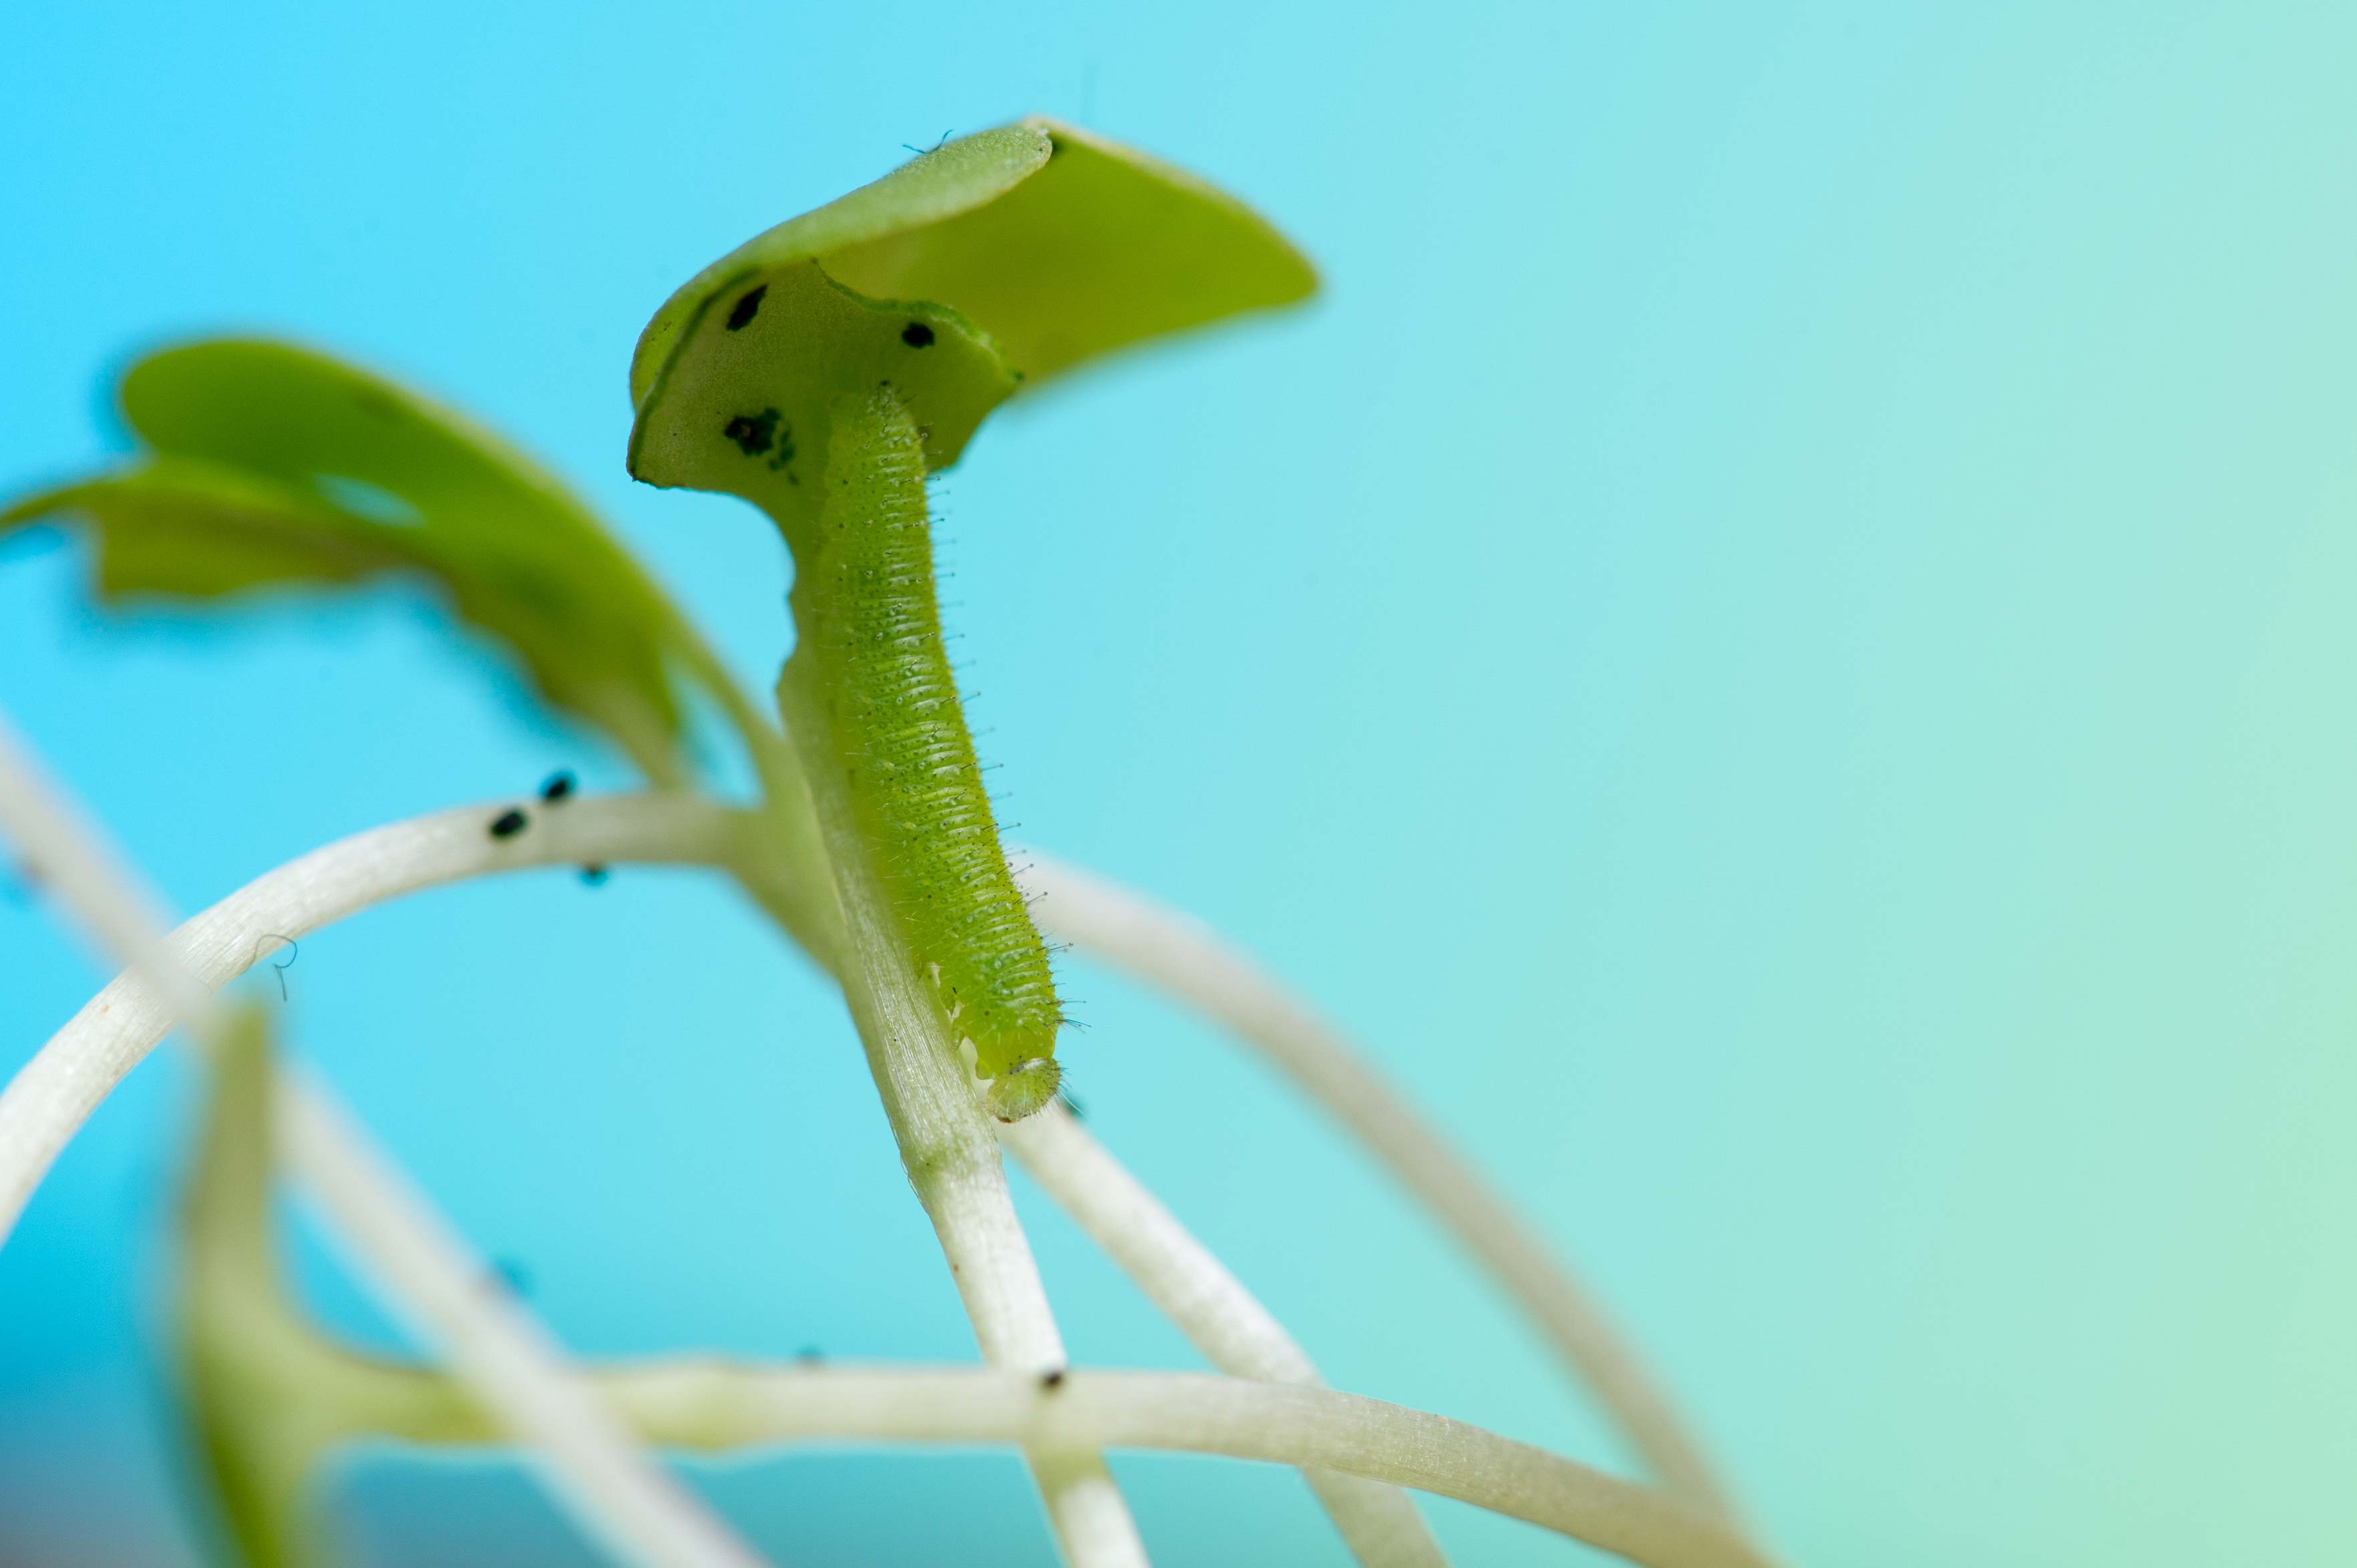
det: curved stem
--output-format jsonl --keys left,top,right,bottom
{"left": 0, "top": 792, "right": 745, "bottom": 1245}
{"left": 393, "top": 1360, "right": 1773, "bottom": 1568}
{"left": 3, "top": 789, "right": 1738, "bottom": 1553}
{"left": 1012, "top": 851, "right": 1739, "bottom": 1523}
{"left": 624, "top": 1367, "right": 1767, "bottom": 1568}
{"left": 1001, "top": 1106, "right": 1449, "bottom": 1568}
{"left": 0, "top": 715, "right": 772, "bottom": 1568}
{"left": 274, "top": 1072, "right": 773, "bottom": 1568}
{"left": 3, "top": 790, "right": 1434, "bottom": 1567}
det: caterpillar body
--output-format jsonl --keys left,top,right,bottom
{"left": 801, "top": 389, "right": 1063, "bottom": 1121}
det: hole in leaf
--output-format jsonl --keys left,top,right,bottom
{"left": 313, "top": 473, "right": 424, "bottom": 526}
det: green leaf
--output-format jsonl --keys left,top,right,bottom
{"left": 820, "top": 118, "right": 1321, "bottom": 384}
{"left": 29, "top": 454, "right": 431, "bottom": 596}
{"left": 180, "top": 1012, "right": 484, "bottom": 1568}
{"left": 4, "top": 341, "right": 708, "bottom": 782}
{"left": 625, "top": 260, "right": 1021, "bottom": 532}
{"left": 178, "top": 1009, "right": 351, "bottom": 1568}
{"left": 628, "top": 124, "right": 1052, "bottom": 412}
{"left": 627, "top": 115, "right": 1316, "bottom": 528}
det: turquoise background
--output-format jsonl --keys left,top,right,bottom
{"left": 5, "top": 1, "right": 2354, "bottom": 1563}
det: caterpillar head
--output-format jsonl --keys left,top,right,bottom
{"left": 985, "top": 1056, "right": 1063, "bottom": 1123}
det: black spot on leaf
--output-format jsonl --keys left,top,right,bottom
{"left": 723, "top": 409, "right": 781, "bottom": 456}
{"left": 901, "top": 322, "right": 935, "bottom": 348}
{"left": 726, "top": 285, "right": 767, "bottom": 331}
{"left": 488, "top": 808, "right": 529, "bottom": 839}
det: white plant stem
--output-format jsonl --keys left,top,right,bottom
{"left": 0, "top": 791, "right": 745, "bottom": 1245}
{"left": 774, "top": 653, "right": 1146, "bottom": 1568}
{"left": 590, "top": 1364, "right": 1774, "bottom": 1568}
{"left": 273, "top": 1072, "right": 771, "bottom": 1568}
{"left": 1, "top": 789, "right": 1741, "bottom": 1560}
{"left": 0, "top": 716, "right": 771, "bottom": 1568}
{"left": 1013, "top": 850, "right": 1739, "bottom": 1523}
{"left": 242, "top": 1340, "right": 1767, "bottom": 1567}
{"left": 3, "top": 792, "right": 1429, "bottom": 1565}
{"left": 1000, "top": 1105, "right": 1449, "bottom": 1568}
{"left": 0, "top": 715, "right": 224, "bottom": 1030}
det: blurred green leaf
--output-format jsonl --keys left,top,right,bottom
{"left": 4, "top": 341, "right": 709, "bottom": 782}
{"left": 627, "top": 115, "right": 1316, "bottom": 528}
{"left": 180, "top": 1006, "right": 318, "bottom": 1568}
{"left": 180, "top": 1013, "right": 480, "bottom": 1568}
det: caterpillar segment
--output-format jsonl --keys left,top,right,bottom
{"left": 806, "top": 389, "right": 1064, "bottom": 1121}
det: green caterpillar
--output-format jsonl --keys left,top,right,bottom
{"left": 801, "top": 388, "right": 1063, "bottom": 1121}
